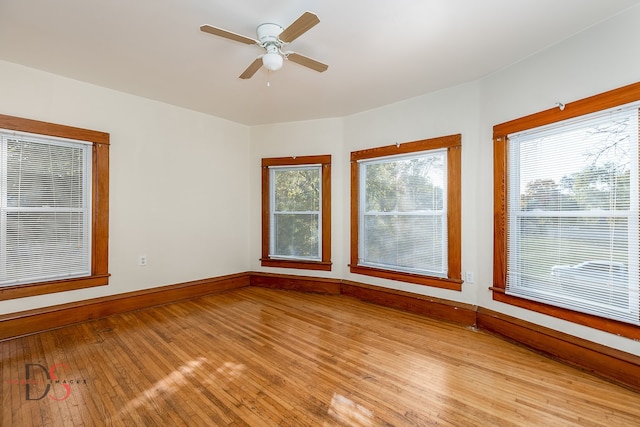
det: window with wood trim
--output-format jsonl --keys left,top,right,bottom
{"left": 261, "top": 155, "right": 331, "bottom": 271}
{"left": 493, "top": 82, "right": 640, "bottom": 340}
{"left": 0, "top": 114, "right": 109, "bottom": 301}
{"left": 350, "top": 136, "right": 462, "bottom": 290}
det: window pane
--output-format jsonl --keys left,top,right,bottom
{"left": 274, "top": 168, "right": 319, "bottom": 212}
{"left": 273, "top": 213, "right": 319, "bottom": 258}
{"left": 7, "top": 139, "right": 86, "bottom": 208}
{"left": 269, "top": 165, "right": 322, "bottom": 261}
{"left": 365, "top": 156, "right": 444, "bottom": 212}
{"left": 1, "top": 135, "right": 91, "bottom": 287}
{"left": 360, "top": 150, "right": 447, "bottom": 277}
{"left": 363, "top": 214, "right": 444, "bottom": 274}
{"left": 507, "top": 105, "right": 639, "bottom": 324}
{"left": 512, "top": 216, "right": 630, "bottom": 308}
{"left": 2, "top": 212, "right": 90, "bottom": 285}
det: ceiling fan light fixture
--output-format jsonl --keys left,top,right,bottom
{"left": 262, "top": 52, "right": 283, "bottom": 71}
{"left": 200, "top": 11, "right": 327, "bottom": 79}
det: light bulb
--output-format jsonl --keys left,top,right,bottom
{"left": 262, "top": 52, "right": 283, "bottom": 71}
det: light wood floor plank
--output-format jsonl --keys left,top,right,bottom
{"left": 2, "top": 287, "right": 639, "bottom": 426}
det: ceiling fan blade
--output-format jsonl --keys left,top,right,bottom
{"left": 200, "top": 25, "right": 257, "bottom": 45}
{"left": 287, "top": 53, "right": 328, "bottom": 73}
{"left": 239, "top": 57, "right": 263, "bottom": 79}
{"left": 279, "top": 11, "right": 320, "bottom": 43}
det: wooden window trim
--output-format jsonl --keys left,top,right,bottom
{"left": 493, "top": 81, "right": 640, "bottom": 340}
{"left": 261, "top": 155, "right": 332, "bottom": 271}
{"left": 350, "top": 135, "right": 462, "bottom": 290}
{"left": 0, "top": 114, "right": 110, "bottom": 301}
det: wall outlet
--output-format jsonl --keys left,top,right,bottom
{"left": 138, "top": 255, "right": 147, "bottom": 267}
{"left": 465, "top": 271, "right": 474, "bottom": 283}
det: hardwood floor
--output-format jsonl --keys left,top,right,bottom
{"left": 2, "top": 287, "right": 639, "bottom": 426}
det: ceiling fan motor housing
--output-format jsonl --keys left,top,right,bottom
{"left": 256, "top": 23, "right": 284, "bottom": 47}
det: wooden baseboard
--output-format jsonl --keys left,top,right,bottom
{"left": 251, "top": 272, "right": 341, "bottom": 294}
{"left": 477, "top": 307, "right": 640, "bottom": 392}
{"left": 0, "top": 272, "right": 250, "bottom": 341}
{"left": 250, "top": 274, "right": 476, "bottom": 326}
{"left": 340, "top": 280, "right": 477, "bottom": 326}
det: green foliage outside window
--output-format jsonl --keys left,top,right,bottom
{"left": 272, "top": 168, "right": 321, "bottom": 259}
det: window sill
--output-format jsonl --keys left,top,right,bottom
{"left": 260, "top": 258, "right": 332, "bottom": 271}
{"left": 350, "top": 265, "right": 462, "bottom": 291}
{"left": 0, "top": 274, "right": 110, "bottom": 301}
{"left": 491, "top": 288, "right": 640, "bottom": 340}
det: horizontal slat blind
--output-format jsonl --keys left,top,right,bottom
{"left": 507, "top": 103, "right": 639, "bottom": 324}
{"left": 1, "top": 133, "right": 92, "bottom": 286}
{"left": 359, "top": 150, "right": 448, "bottom": 277}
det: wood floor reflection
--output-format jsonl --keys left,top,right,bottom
{"left": 2, "top": 287, "right": 639, "bottom": 426}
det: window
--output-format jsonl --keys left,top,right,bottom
{"left": 493, "top": 82, "right": 640, "bottom": 339}
{"left": 350, "top": 135, "right": 462, "bottom": 290}
{"left": 0, "top": 114, "right": 109, "bottom": 300}
{"left": 261, "top": 155, "right": 331, "bottom": 271}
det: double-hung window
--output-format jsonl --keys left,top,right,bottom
{"left": 350, "top": 136, "right": 462, "bottom": 290}
{"left": 1, "top": 132, "right": 92, "bottom": 285}
{"left": 261, "top": 155, "right": 331, "bottom": 271}
{"left": 359, "top": 150, "right": 448, "bottom": 276}
{"left": 0, "top": 114, "right": 110, "bottom": 300}
{"left": 493, "top": 82, "right": 640, "bottom": 338}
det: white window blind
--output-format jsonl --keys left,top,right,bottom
{"left": 269, "top": 165, "right": 321, "bottom": 260}
{"left": 507, "top": 103, "right": 639, "bottom": 325}
{"left": 359, "top": 150, "right": 447, "bottom": 277}
{"left": 0, "top": 132, "right": 92, "bottom": 286}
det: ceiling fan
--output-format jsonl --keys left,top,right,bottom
{"left": 200, "top": 11, "right": 328, "bottom": 79}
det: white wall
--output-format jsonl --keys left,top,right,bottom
{"left": 0, "top": 60, "right": 251, "bottom": 314}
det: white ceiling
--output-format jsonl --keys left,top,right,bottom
{"left": 1, "top": 0, "right": 639, "bottom": 126}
